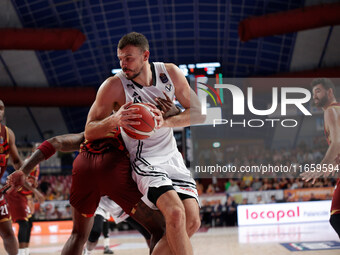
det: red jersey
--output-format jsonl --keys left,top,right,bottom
{"left": 0, "top": 124, "right": 11, "bottom": 222}
{"left": 70, "top": 135, "right": 142, "bottom": 216}
{"left": 80, "top": 128, "right": 124, "bottom": 153}
{"left": 0, "top": 123, "right": 10, "bottom": 179}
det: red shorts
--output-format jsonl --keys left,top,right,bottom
{"left": 331, "top": 179, "right": 340, "bottom": 215}
{"left": 70, "top": 139, "right": 142, "bottom": 216}
{"left": 5, "top": 191, "right": 30, "bottom": 222}
{"left": 0, "top": 195, "right": 11, "bottom": 223}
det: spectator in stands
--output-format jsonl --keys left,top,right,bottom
{"left": 206, "top": 184, "right": 215, "bottom": 195}
{"left": 211, "top": 174, "right": 220, "bottom": 192}
{"left": 53, "top": 179, "right": 64, "bottom": 194}
{"left": 54, "top": 191, "right": 64, "bottom": 201}
{"left": 200, "top": 200, "right": 213, "bottom": 227}
{"left": 51, "top": 205, "right": 63, "bottom": 219}
{"left": 227, "top": 179, "right": 240, "bottom": 193}
{"left": 251, "top": 177, "right": 262, "bottom": 191}
{"left": 255, "top": 195, "right": 265, "bottom": 204}
{"left": 241, "top": 197, "right": 249, "bottom": 205}
{"left": 35, "top": 206, "right": 46, "bottom": 220}
{"left": 262, "top": 179, "right": 273, "bottom": 190}
{"left": 269, "top": 195, "right": 277, "bottom": 203}
{"left": 224, "top": 179, "right": 231, "bottom": 192}
{"left": 62, "top": 205, "right": 72, "bottom": 219}
{"left": 225, "top": 195, "right": 237, "bottom": 226}
{"left": 45, "top": 187, "right": 55, "bottom": 201}
{"left": 212, "top": 201, "right": 224, "bottom": 227}
{"left": 290, "top": 178, "right": 303, "bottom": 189}
{"left": 242, "top": 174, "right": 253, "bottom": 187}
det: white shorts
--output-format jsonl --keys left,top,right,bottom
{"left": 95, "top": 196, "right": 129, "bottom": 224}
{"left": 131, "top": 151, "right": 198, "bottom": 209}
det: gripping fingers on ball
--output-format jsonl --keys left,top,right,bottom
{"left": 123, "top": 113, "right": 142, "bottom": 120}
{"left": 144, "top": 102, "right": 157, "bottom": 110}
{"left": 148, "top": 106, "right": 162, "bottom": 117}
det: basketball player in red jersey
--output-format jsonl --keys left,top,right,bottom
{"left": 5, "top": 159, "right": 44, "bottom": 255}
{"left": 85, "top": 32, "right": 205, "bottom": 255}
{"left": 0, "top": 99, "right": 22, "bottom": 255}
{"left": 8, "top": 132, "right": 165, "bottom": 255}
{"left": 8, "top": 97, "right": 179, "bottom": 255}
{"left": 301, "top": 78, "right": 340, "bottom": 238}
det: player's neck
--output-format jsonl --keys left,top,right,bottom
{"left": 133, "top": 62, "right": 152, "bottom": 87}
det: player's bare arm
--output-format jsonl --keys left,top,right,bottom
{"left": 162, "top": 63, "right": 205, "bottom": 128}
{"left": 7, "top": 132, "right": 85, "bottom": 189}
{"left": 301, "top": 107, "right": 340, "bottom": 183}
{"left": 321, "top": 107, "right": 340, "bottom": 167}
{"left": 85, "top": 77, "right": 141, "bottom": 141}
{"left": 50, "top": 132, "right": 85, "bottom": 152}
{"left": 22, "top": 181, "right": 45, "bottom": 204}
{"left": 8, "top": 127, "right": 23, "bottom": 170}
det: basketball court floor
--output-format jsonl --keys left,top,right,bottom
{"left": 1, "top": 221, "right": 339, "bottom": 254}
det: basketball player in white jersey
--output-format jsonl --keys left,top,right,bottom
{"left": 85, "top": 32, "right": 205, "bottom": 255}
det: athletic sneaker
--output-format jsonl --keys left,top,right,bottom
{"left": 104, "top": 246, "right": 114, "bottom": 254}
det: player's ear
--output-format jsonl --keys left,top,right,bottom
{"left": 327, "top": 88, "right": 334, "bottom": 98}
{"left": 143, "top": 50, "right": 150, "bottom": 61}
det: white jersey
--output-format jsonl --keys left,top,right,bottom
{"left": 117, "top": 62, "right": 178, "bottom": 165}
{"left": 95, "top": 196, "right": 129, "bottom": 224}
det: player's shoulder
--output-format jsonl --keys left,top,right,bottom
{"left": 102, "top": 75, "right": 123, "bottom": 87}
{"left": 164, "top": 63, "right": 179, "bottom": 73}
{"left": 6, "top": 126, "right": 13, "bottom": 135}
{"left": 97, "top": 75, "right": 124, "bottom": 94}
{"left": 164, "top": 63, "right": 183, "bottom": 81}
{"left": 324, "top": 105, "right": 340, "bottom": 123}
{"left": 6, "top": 126, "right": 16, "bottom": 141}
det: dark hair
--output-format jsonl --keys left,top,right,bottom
{"left": 118, "top": 32, "right": 149, "bottom": 52}
{"left": 311, "top": 78, "right": 336, "bottom": 92}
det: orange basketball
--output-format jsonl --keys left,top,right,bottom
{"left": 123, "top": 103, "right": 157, "bottom": 140}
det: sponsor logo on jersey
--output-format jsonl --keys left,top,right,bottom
{"left": 179, "top": 187, "right": 196, "bottom": 195}
{"left": 165, "top": 84, "right": 172, "bottom": 92}
{"left": 159, "top": 73, "right": 169, "bottom": 83}
{"left": 127, "top": 84, "right": 135, "bottom": 89}
{"left": 132, "top": 92, "right": 142, "bottom": 103}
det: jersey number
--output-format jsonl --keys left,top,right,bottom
{"left": 0, "top": 204, "right": 8, "bottom": 216}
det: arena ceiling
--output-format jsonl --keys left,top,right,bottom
{"left": 0, "top": 0, "right": 339, "bottom": 141}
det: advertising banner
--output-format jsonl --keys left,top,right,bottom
{"left": 237, "top": 200, "right": 331, "bottom": 226}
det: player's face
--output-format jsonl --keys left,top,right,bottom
{"left": 117, "top": 45, "right": 148, "bottom": 80}
{"left": 312, "top": 84, "right": 329, "bottom": 108}
{"left": 0, "top": 100, "right": 4, "bottom": 122}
